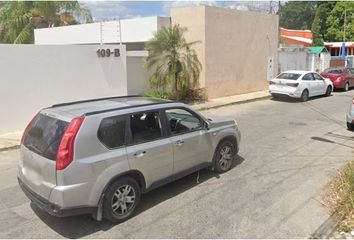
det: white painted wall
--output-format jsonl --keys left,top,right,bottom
{"left": 0, "top": 44, "right": 129, "bottom": 134}
{"left": 278, "top": 47, "right": 309, "bottom": 73}
{"left": 34, "top": 16, "right": 171, "bottom": 45}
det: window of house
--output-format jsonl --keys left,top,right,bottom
{"left": 129, "top": 111, "right": 163, "bottom": 144}
{"left": 165, "top": 108, "right": 203, "bottom": 135}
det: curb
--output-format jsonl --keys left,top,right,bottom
{"left": 196, "top": 95, "right": 271, "bottom": 111}
{"left": 0, "top": 145, "right": 20, "bottom": 152}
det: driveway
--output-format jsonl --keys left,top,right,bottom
{"left": 0, "top": 91, "right": 353, "bottom": 238}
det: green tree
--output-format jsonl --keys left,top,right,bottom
{"left": 0, "top": 1, "right": 92, "bottom": 44}
{"left": 312, "top": 12, "right": 323, "bottom": 45}
{"left": 279, "top": 1, "right": 318, "bottom": 30}
{"left": 145, "top": 25, "right": 202, "bottom": 94}
{"left": 325, "top": 1, "right": 354, "bottom": 42}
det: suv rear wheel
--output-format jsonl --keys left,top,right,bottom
{"left": 213, "top": 140, "right": 235, "bottom": 173}
{"left": 103, "top": 177, "right": 141, "bottom": 223}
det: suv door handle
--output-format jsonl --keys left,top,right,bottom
{"left": 134, "top": 151, "right": 146, "bottom": 158}
{"left": 175, "top": 140, "right": 184, "bottom": 146}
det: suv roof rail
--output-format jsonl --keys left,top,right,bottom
{"left": 51, "top": 95, "right": 142, "bottom": 108}
{"left": 85, "top": 101, "right": 176, "bottom": 116}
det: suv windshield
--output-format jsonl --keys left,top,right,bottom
{"left": 276, "top": 73, "right": 301, "bottom": 80}
{"left": 323, "top": 68, "right": 343, "bottom": 74}
{"left": 23, "top": 114, "right": 68, "bottom": 160}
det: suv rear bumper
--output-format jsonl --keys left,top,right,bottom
{"left": 18, "top": 177, "right": 96, "bottom": 217}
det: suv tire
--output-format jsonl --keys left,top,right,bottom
{"left": 213, "top": 140, "right": 235, "bottom": 173}
{"left": 347, "top": 122, "right": 354, "bottom": 131}
{"left": 103, "top": 177, "right": 141, "bottom": 223}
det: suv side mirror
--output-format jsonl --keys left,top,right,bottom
{"left": 204, "top": 121, "right": 210, "bottom": 130}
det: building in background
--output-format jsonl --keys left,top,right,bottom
{"left": 172, "top": 5, "right": 279, "bottom": 98}
{"left": 279, "top": 27, "right": 312, "bottom": 47}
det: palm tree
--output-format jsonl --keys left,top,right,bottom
{"left": 0, "top": 1, "right": 92, "bottom": 44}
{"left": 145, "top": 24, "right": 202, "bottom": 93}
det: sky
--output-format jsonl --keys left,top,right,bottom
{"left": 80, "top": 1, "right": 277, "bottom": 21}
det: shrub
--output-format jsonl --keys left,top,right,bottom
{"left": 324, "top": 161, "right": 354, "bottom": 232}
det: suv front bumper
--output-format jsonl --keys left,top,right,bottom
{"left": 18, "top": 177, "right": 96, "bottom": 217}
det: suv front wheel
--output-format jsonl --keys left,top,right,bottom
{"left": 213, "top": 140, "right": 235, "bottom": 173}
{"left": 103, "top": 177, "right": 141, "bottom": 223}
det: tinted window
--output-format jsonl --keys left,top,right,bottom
{"left": 276, "top": 73, "right": 301, "bottom": 80}
{"left": 302, "top": 73, "right": 314, "bottom": 80}
{"left": 323, "top": 68, "right": 343, "bottom": 74}
{"left": 313, "top": 73, "right": 323, "bottom": 80}
{"left": 130, "top": 111, "right": 162, "bottom": 144}
{"left": 165, "top": 108, "right": 203, "bottom": 135}
{"left": 23, "top": 114, "right": 68, "bottom": 160}
{"left": 98, "top": 116, "right": 126, "bottom": 148}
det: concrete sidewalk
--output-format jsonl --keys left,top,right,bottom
{"left": 193, "top": 90, "right": 270, "bottom": 110}
{"left": 0, "top": 90, "right": 270, "bottom": 151}
{"left": 0, "top": 132, "right": 22, "bottom": 151}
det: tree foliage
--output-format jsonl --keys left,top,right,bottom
{"left": 325, "top": 1, "right": 354, "bottom": 42}
{"left": 145, "top": 25, "right": 202, "bottom": 94}
{"left": 0, "top": 1, "right": 92, "bottom": 44}
{"left": 279, "top": 1, "right": 353, "bottom": 45}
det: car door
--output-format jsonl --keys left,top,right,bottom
{"left": 164, "top": 107, "right": 212, "bottom": 177}
{"left": 302, "top": 73, "right": 317, "bottom": 96}
{"left": 125, "top": 110, "right": 174, "bottom": 189}
{"left": 313, "top": 72, "right": 327, "bottom": 94}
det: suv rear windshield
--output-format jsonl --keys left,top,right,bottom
{"left": 323, "top": 68, "right": 343, "bottom": 74}
{"left": 276, "top": 73, "right": 301, "bottom": 80}
{"left": 23, "top": 114, "right": 68, "bottom": 160}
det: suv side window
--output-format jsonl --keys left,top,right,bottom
{"left": 98, "top": 115, "right": 126, "bottom": 149}
{"left": 313, "top": 73, "right": 323, "bottom": 80}
{"left": 165, "top": 108, "right": 203, "bottom": 135}
{"left": 302, "top": 73, "right": 314, "bottom": 81}
{"left": 129, "top": 111, "right": 163, "bottom": 144}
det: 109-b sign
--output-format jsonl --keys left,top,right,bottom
{"left": 97, "top": 49, "right": 120, "bottom": 58}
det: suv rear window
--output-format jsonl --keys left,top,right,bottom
{"left": 23, "top": 114, "right": 68, "bottom": 160}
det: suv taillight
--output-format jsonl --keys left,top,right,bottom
{"left": 56, "top": 116, "right": 84, "bottom": 170}
{"left": 20, "top": 112, "right": 40, "bottom": 144}
{"left": 352, "top": 98, "right": 354, "bottom": 105}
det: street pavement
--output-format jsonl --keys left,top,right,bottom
{"left": 0, "top": 91, "right": 353, "bottom": 238}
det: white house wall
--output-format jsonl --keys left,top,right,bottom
{"left": 0, "top": 44, "right": 128, "bottom": 134}
{"left": 34, "top": 16, "right": 171, "bottom": 45}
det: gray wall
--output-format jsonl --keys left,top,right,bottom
{"left": 0, "top": 44, "right": 129, "bottom": 134}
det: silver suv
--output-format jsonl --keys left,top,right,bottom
{"left": 18, "top": 96, "right": 241, "bottom": 223}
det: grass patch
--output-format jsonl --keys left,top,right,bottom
{"left": 324, "top": 161, "right": 354, "bottom": 232}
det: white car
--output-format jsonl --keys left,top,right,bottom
{"left": 269, "top": 70, "right": 333, "bottom": 102}
{"left": 346, "top": 97, "right": 354, "bottom": 130}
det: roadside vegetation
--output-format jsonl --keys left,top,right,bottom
{"left": 324, "top": 161, "right": 354, "bottom": 232}
{"left": 144, "top": 24, "right": 205, "bottom": 103}
{"left": 0, "top": 1, "right": 92, "bottom": 44}
{"left": 279, "top": 1, "right": 354, "bottom": 45}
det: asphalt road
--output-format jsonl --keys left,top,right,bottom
{"left": 0, "top": 91, "right": 353, "bottom": 238}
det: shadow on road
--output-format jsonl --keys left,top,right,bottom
{"left": 311, "top": 136, "right": 354, "bottom": 149}
{"left": 31, "top": 155, "right": 245, "bottom": 238}
{"left": 270, "top": 94, "right": 333, "bottom": 103}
